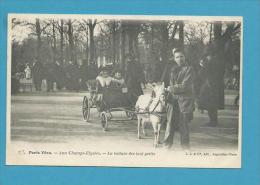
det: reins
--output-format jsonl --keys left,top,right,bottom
{"left": 136, "top": 99, "right": 166, "bottom": 118}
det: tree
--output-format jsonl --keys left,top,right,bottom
{"left": 98, "top": 20, "right": 120, "bottom": 64}
{"left": 87, "top": 19, "right": 97, "bottom": 64}
{"left": 120, "top": 21, "right": 127, "bottom": 70}
{"left": 41, "top": 19, "right": 58, "bottom": 62}
{"left": 124, "top": 21, "right": 141, "bottom": 59}
{"left": 57, "top": 19, "right": 65, "bottom": 64}
{"left": 213, "top": 21, "right": 241, "bottom": 71}
{"left": 67, "top": 19, "right": 76, "bottom": 62}
{"left": 213, "top": 21, "right": 222, "bottom": 40}
{"left": 213, "top": 21, "right": 241, "bottom": 58}
{"left": 12, "top": 18, "right": 51, "bottom": 63}
{"left": 178, "top": 21, "right": 184, "bottom": 49}
{"left": 35, "top": 19, "right": 42, "bottom": 62}
{"left": 77, "top": 20, "right": 90, "bottom": 63}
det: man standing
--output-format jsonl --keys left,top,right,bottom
{"left": 78, "top": 59, "right": 88, "bottom": 90}
{"left": 87, "top": 62, "right": 98, "bottom": 81}
{"left": 45, "top": 61, "right": 56, "bottom": 92}
{"left": 197, "top": 48, "right": 225, "bottom": 127}
{"left": 163, "top": 49, "right": 195, "bottom": 150}
{"left": 32, "top": 59, "right": 44, "bottom": 91}
{"left": 53, "top": 60, "right": 64, "bottom": 90}
{"left": 64, "top": 61, "right": 79, "bottom": 91}
{"left": 125, "top": 54, "right": 145, "bottom": 104}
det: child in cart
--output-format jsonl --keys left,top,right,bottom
{"left": 91, "top": 67, "right": 125, "bottom": 103}
{"left": 111, "top": 70, "right": 125, "bottom": 88}
{"left": 96, "top": 68, "right": 125, "bottom": 89}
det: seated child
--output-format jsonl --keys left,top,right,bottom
{"left": 112, "top": 71, "right": 125, "bottom": 88}
{"left": 96, "top": 69, "right": 113, "bottom": 89}
{"left": 96, "top": 69, "right": 125, "bottom": 90}
{"left": 93, "top": 68, "right": 125, "bottom": 103}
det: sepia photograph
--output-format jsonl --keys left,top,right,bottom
{"left": 6, "top": 14, "right": 242, "bottom": 167}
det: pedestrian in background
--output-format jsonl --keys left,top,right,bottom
{"left": 24, "top": 63, "right": 31, "bottom": 79}
{"left": 32, "top": 59, "right": 44, "bottom": 91}
{"left": 78, "top": 59, "right": 88, "bottom": 90}
{"left": 65, "top": 61, "right": 80, "bottom": 91}
{"left": 45, "top": 61, "right": 56, "bottom": 92}
{"left": 197, "top": 47, "right": 225, "bottom": 127}
{"left": 125, "top": 54, "right": 146, "bottom": 105}
{"left": 53, "top": 60, "right": 64, "bottom": 90}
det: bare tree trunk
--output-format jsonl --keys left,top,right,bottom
{"left": 115, "top": 34, "right": 120, "bottom": 64}
{"left": 65, "top": 31, "right": 69, "bottom": 63}
{"left": 108, "top": 36, "right": 112, "bottom": 63}
{"left": 179, "top": 21, "right": 184, "bottom": 49}
{"left": 88, "top": 19, "right": 97, "bottom": 64}
{"left": 126, "top": 21, "right": 140, "bottom": 57}
{"left": 52, "top": 21, "right": 57, "bottom": 62}
{"left": 209, "top": 22, "right": 213, "bottom": 43}
{"left": 120, "top": 24, "right": 126, "bottom": 71}
{"left": 112, "top": 21, "right": 116, "bottom": 64}
{"left": 67, "top": 19, "right": 75, "bottom": 62}
{"left": 151, "top": 23, "right": 154, "bottom": 52}
{"left": 134, "top": 35, "right": 139, "bottom": 60}
{"left": 128, "top": 32, "right": 134, "bottom": 55}
{"left": 85, "top": 27, "right": 89, "bottom": 64}
{"left": 60, "top": 19, "right": 64, "bottom": 64}
{"left": 100, "top": 34, "right": 104, "bottom": 66}
{"left": 214, "top": 21, "right": 222, "bottom": 40}
{"left": 35, "top": 18, "right": 42, "bottom": 63}
{"left": 213, "top": 22, "right": 237, "bottom": 66}
{"left": 160, "top": 22, "right": 169, "bottom": 64}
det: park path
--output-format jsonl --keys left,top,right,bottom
{"left": 10, "top": 91, "right": 239, "bottom": 151}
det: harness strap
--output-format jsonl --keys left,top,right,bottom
{"left": 135, "top": 96, "right": 167, "bottom": 119}
{"left": 150, "top": 99, "right": 161, "bottom": 113}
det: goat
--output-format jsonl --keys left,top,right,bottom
{"left": 135, "top": 83, "right": 166, "bottom": 147}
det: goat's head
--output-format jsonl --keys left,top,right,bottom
{"left": 151, "top": 82, "right": 166, "bottom": 102}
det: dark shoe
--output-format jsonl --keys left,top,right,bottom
{"left": 181, "top": 145, "right": 190, "bottom": 150}
{"left": 163, "top": 142, "right": 173, "bottom": 149}
{"left": 164, "top": 145, "right": 172, "bottom": 150}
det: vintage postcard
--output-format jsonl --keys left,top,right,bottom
{"left": 6, "top": 14, "right": 242, "bottom": 167}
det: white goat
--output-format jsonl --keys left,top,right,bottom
{"left": 135, "top": 83, "right": 166, "bottom": 147}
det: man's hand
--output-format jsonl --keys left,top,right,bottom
{"left": 167, "top": 86, "right": 175, "bottom": 93}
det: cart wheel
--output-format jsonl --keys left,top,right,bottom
{"left": 125, "top": 111, "right": 130, "bottom": 118}
{"left": 128, "top": 112, "right": 137, "bottom": 120}
{"left": 129, "top": 112, "right": 134, "bottom": 120}
{"left": 82, "top": 96, "right": 90, "bottom": 121}
{"left": 132, "top": 113, "right": 137, "bottom": 120}
{"left": 100, "top": 112, "right": 108, "bottom": 131}
{"left": 107, "top": 112, "right": 112, "bottom": 121}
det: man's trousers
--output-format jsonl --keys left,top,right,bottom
{"left": 163, "top": 100, "right": 190, "bottom": 149}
